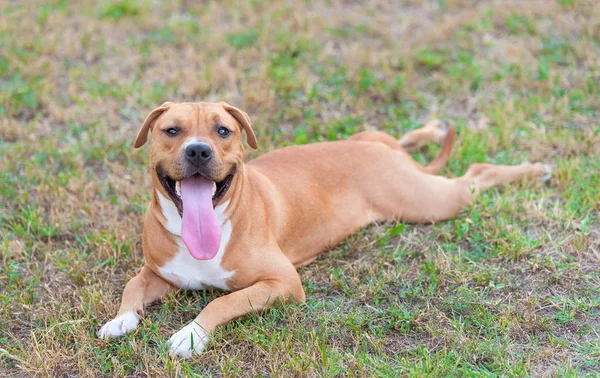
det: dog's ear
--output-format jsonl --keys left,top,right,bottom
{"left": 134, "top": 102, "right": 173, "bottom": 148}
{"left": 220, "top": 102, "right": 258, "bottom": 149}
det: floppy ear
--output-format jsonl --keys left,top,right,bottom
{"left": 220, "top": 102, "right": 258, "bottom": 149}
{"left": 133, "top": 102, "right": 173, "bottom": 148}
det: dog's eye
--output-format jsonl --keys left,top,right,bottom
{"left": 164, "top": 127, "right": 179, "bottom": 136}
{"left": 217, "top": 126, "right": 231, "bottom": 137}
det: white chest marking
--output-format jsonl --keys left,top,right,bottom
{"left": 156, "top": 190, "right": 235, "bottom": 290}
{"left": 156, "top": 191, "right": 182, "bottom": 235}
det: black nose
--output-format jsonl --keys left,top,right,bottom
{"left": 185, "top": 143, "right": 212, "bottom": 165}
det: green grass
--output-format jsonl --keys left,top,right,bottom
{"left": 1, "top": 0, "right": 599, "bottom": 376}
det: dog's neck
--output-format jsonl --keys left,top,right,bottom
{"left": 219, "top": 164, "right": 250, "bottom": 221}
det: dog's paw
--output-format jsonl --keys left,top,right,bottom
{"left": 424, "top": 119, "right": 449, "bottom": 133}
{"left": 423, "top": 119, "right": 452, "bottom": 144}
{"left": 168, "top": 321, "right": 209, "bottom": 358}
{"left": 97, "top": 311, "right": 140, "bottom": 339}
{"left": 526, "top": 161, "right": 553, "bottom": 182}
{"left": 540, "top": 163, "right": 553, "bottom": 182}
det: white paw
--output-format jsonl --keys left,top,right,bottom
{"left": 541, "top": 164, "right": 552, "bottom": 181}
{"left": 97, "top": 311, "right": 140, "bottom": 339}
{"left": 168, "top": 321, "right": 209, "bottom": 358}
{"left": 524, "top": 161, "right": 553, "bottom": 182}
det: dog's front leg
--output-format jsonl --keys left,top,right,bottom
{"left": 98, "top": 266, "right": 174, "bottom": 338}
{"left": 168, "top": 267, "right": 305, "bottom": 357}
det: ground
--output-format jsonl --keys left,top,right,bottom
{"left": 0, "top": 0, "right": 599, "bottom": 376}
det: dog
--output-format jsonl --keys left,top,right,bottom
{"left": 98, "top": 101, "right": 551, "bottom": 357}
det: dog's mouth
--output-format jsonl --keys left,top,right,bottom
{"left": 156, "top": 167, "right": 234, "bottom": 260}
{"left": 157, "top": 168, "right": 234, "bottom": 215}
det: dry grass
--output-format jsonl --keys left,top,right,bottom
{"left": 1, "top": 0, "right": 599, "bottom": 376}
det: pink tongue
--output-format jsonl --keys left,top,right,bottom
{"left": 181, "top": 176, "right": 221, "bottom": 260}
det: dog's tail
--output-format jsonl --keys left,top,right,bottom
{"left": 419, "top": 124, "right": 456, "bottom": 175}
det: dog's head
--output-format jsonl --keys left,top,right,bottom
{"left": 134, "top": 101, "right": 257, "bottom": 214}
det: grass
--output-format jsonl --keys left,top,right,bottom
{"left": 1, "top": 0, "right": 599, "bottom": 376}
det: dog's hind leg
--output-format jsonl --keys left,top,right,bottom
{"left": 376, "top": 161, "right": 551, "bottom": 224}
{"left": 459, "top": 162, "right": 552, "bottom": 194}
{"left": 397, "top": 119, "right": 450, "bottom": 153}
{"left": 350, "top": 119, "right": 449, "bottom": 153}
{"left": 350, "top": 121, "right": 455, "bottom": 175}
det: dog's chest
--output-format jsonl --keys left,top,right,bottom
{"left": 156, "top": 191, "right": 235, "bottom": 290}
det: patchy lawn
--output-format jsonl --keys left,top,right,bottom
{"left": 1, "top": 0, "right": 599, "bottom": 376}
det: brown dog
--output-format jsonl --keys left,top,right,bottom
{"left": 98, "top": 102, "right": 551, "bottom": 357}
